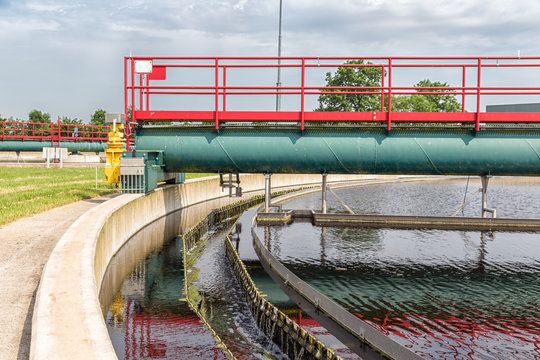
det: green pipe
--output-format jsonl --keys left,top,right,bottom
{"left": 135, "top": 127, "right": 540, "bottom": 176}
{"left": 0, "top": 140, "right": 107, "bottom": 152}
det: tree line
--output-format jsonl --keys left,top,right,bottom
{"left": 0, "top": 109, "right": 107, "bottom": 126}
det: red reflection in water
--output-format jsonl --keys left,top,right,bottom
{"left": 119, "top": 302, "right": 358, "bottom": 359}
{"left": 356, "top": 309, "right": 540, "bottom": 359}
{"left": 122, "top": 299, "right": 229, "bottom": 360}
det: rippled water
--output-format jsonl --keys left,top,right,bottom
{"left": 106, "top": 236, "right": 230, "bottom": 359}
{"left": 191, "top": 226, "right": 287, "bottom": 359}
{"left": 236, "top": 208, "right": 359, "bottom": 359}
{"left": 107, "top": 209, "right": 358, "bottom": 359}
{"left": 253, "top": 178, "right": 540, "bottom": 359}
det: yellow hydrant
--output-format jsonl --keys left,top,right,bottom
{"left": 104, "top": 120, "right": 126, "bottom": 183}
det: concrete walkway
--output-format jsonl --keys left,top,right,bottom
{"left": 0, "top": 193, "right": 119, "bottom": 360}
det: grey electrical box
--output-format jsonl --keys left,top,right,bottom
{"left": 120, "top": 157, "right": 145, "bottom": 176}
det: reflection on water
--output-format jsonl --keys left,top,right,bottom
{"left": 106, "top": 236, "right": 229, "bottom": 359}
{"left": 104, "top": 193, "right": 272, "bottom": 360}
{"left": 107, "top": 178, "right": 540, "bottom": 359}
{"left": 106, "top": 205, "right": 359, "bottom": 359}
{"left": 254, "top": 178, "right": 540, "bottom": 359}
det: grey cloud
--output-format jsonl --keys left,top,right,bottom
{"left": 2, "top": 0, "right": 540, "bottom": 120}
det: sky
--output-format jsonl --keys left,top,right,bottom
{"left": 1, "top": 0, "right": 540, "bottom": 121}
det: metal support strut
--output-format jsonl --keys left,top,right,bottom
{"left": 219, "top": 173, "right": 242, "bottom": 197}
{"left": 321, "top": 173, "right": 328, "bottom": 214}
{"left": 481, "top": 175, "right": 496, "bottom": 218}
{"left": 264, "top": 173, "right": 272, "bottom": 213}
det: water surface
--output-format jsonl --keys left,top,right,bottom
{"left": 253, "top": 178, "right": 540, "bottom": 359}
{"left": 108, "top": 178, "right": 540, "bottom": 359}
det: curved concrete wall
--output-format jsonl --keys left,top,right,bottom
{"left": 30, "top": 173, "right": 375, "bottom": 360}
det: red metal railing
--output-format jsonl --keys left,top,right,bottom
{"left": 0, "top": 119, "right": 109, "bottom": 145}
{"left": 125, "top": 56, "right": 540, "bottom": 132}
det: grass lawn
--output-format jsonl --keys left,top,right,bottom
{"left": 0, "top": 168, "right": 215, "bottom": 227}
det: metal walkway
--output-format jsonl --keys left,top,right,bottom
{"left": 125, "top": 56, "right": 540, "bottom": 132}
{"left": 257, "top": 210, "right": 540, "bottom": 232}
{"left": 123, "top": 56, "right": 540, "bottom": 177}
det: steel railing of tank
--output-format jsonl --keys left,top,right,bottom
{"left": 124, "top": 55, "right": 540, "bottom": 142}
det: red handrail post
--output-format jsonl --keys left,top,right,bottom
{"left": 139, "top": 74, "right": 143, "bottom": 114}
{"left": 146, "top": 74, "right": 150, "bottom": 111}
{"left": 131, "top": 59, "right": 135, "bottom": 122}
{"left": 130, "top": 57, "right": 136, "bottom": 150}
{"left": 124, "top": 56, "right": 130, "bottom": 151}
{"left": 301, "top": 58, "right": 306, "bottom": 131}
{"left": 475, "top": 58, "right": 482, "bottom": 131}
{"left": 461, "top": 65, "right": 466, "bottom": 112}
{"left": 57, "top": 116, "right": 61, "bottom": 146}
{"left": 223, "top": 66, "right": 227, "bottom": 112}
{"left": 215, "top": 58, "right": 220, "bottom": 130}
{"left": 380, "top": 65, "right": 385, "bottom": 112}
{"left": 387, "top": 58, "right": 393, "bottom": 131}
{"left": 50, "top": 120, "right": 54, "bottom": 147}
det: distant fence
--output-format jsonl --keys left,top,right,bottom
{"left": 0, "top": 120, "right": 108, "bottom": 143}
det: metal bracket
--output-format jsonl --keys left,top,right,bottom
{"left": 219, "top": 173, "right": 242, "bottom": 197}
{"left": 481, "top": 175, "right": 496, "bottom": 218}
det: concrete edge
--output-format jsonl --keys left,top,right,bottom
{"left": 82, "top": 195, "right": 143, "bottom": 359}
{"left": 30, "top": 194, "right": 140, "bottom": 360}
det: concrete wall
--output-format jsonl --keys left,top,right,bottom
{"left": 31, "top": 173, "right": 373, "bottom": 360}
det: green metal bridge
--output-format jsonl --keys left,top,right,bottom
{"left": 120, "top": 56, "right": 540, "bottom": 185}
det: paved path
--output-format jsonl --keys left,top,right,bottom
{"left": 0, "top": 193, "right": 119, "bottom": 360}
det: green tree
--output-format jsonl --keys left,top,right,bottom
{"left": 60, "top": 116, "right": 83, "bottom": 125}
{"left": 392, "top": 79, "right": 461, "bottom": 112}
{"left": 58, "top": 116, "right": 83, "bottom": 138}
{"left": 28, "top": 109, "right": 51, "bottom": 123}
{"left": 316, "top": 62, "right": 461, "bottom": 113}
{"left": 28, "top": 109, "right": 52, "bottom": 136}
{"left": 90, "top": 109, "right": 106, "bottom": 126}
{"left": 0, "top": 114, "right": 12, "bottom": 136}
{"left": 316, "top": 59, "right": 384, "bottom": 112}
